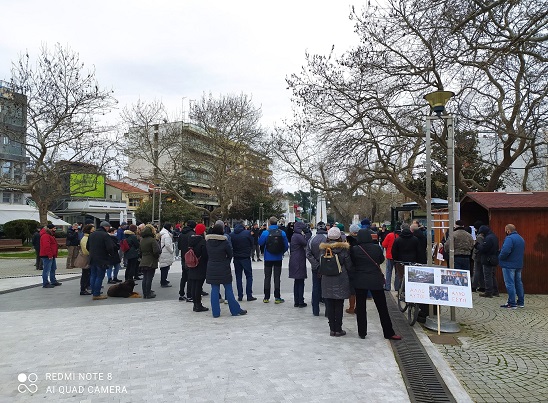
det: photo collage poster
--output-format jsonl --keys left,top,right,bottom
{"left": 404, "top": 265, "right": 473, "bottom": 308}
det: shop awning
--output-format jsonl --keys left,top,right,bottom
{"left": 0, "top": 204, "right": 71, "bottom": 226}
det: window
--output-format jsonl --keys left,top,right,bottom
{"left": 129, "top": 198, "right": 141, "bottom": 207}
{"left": 2, "top": 192, "right": 11, "bottom": 203}
{"left": 13, "top": 193, "right": 22, "bottom": 204}
{"left": 1, "top": 161, "right": 11, "bottom": 176}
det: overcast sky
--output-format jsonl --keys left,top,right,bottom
{"left": 0, "top": 0, "right": 369, "bottom": 191}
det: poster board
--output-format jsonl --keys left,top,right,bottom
{"left": 404, "top": 265, "right": 473, "bottom": 308}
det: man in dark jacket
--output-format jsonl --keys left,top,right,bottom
{"left": 250, "top": 223, "right": 262, "bottom": 261}
{"left": 178, "top": 220, "right": 196, "bottom": 302}
{"left": 65, "top": 223, "right": 81, "bottom": 270}
{"left": 32, "top": 227, "right": 43, "bottom": 270}
{"left": 230, "top": 223, "right": 257, "bottom": 301}
{"left": 476, "top": 225, "right": 500, "bottom": 298}
{"left": 410, "top": 223, "right": 427, "bottom": 264}
{"left": 391, "top": 223, "right": 421, "bottom": 291}
{"left": 87, "top": 221, "right": 115, "bottom": 300}
{"left": 306, "top": 221, "right": 328, "bottom": 316}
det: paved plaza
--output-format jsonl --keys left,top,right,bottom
{"left": 0, "top": 256, "right": 546, "bottom": 402}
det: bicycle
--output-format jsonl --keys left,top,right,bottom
{"left": 395, "top": 261, "right": 420, "bottom": 326}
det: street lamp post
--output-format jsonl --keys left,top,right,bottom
{"left": 423, "top": 90, "right": 460, "bottom": 333}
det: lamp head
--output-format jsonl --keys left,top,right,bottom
{"left": 424, "top": 90, "right": 455, "bottom": 117}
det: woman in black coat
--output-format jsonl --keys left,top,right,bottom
{"left": 187, "top": 224, "right": 209, "bottom": 312}
{"left": 349, "top": 229, "right": 401, "bottom": 340}
{"left": 205, "top": 222, "right": 247, "bottom": 318}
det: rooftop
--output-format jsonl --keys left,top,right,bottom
{"left": 461, "top": 191, "right": 548, "bottom": 209}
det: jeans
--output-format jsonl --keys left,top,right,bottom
{"left": 355, "top": 288, "right": 396, "bottom": 338}
{"left": 502, "top": 267, "right": 524, "bottom": 306}
{"left": 454, "top": 256, "right": 470, "bottom": 270}
{"left": 142, "top": 268, "right": 155, "bottom": 297}
{"left": 90, "top": 264, "right": 106, "bottom": 296}
{"left": 293, "top": 279, "right": 305, "bottom": 305}
{"left": 210, "top": 283, "right": 242, "bottom": 317}
{"left": 160, "top": 266, "right": 171, "bottom": 285}
{"left": 42, "top": 257, "right": 58, "bottom": 286}
{"left": 311, "top": 270, "right": 322, "bottom": 315}
{"left": 179, "top": 267, "right": 189, "bottom": 297}
{"left": 80, "top": 268, "right": 90, "bottom": 292}
{"left": 483, "top": 264, "right": 499, "bottom": 295}
{"left": 125, "top": 258, "right": 139, "bottom": 281}
{"left": 234, "top": 258, "right": 253, "bottom": 299}
{"left": 264, "top": 260, "right": 282, "bottom": 299}
{"left": 325, "top": 298, "right": 344, "bottom": 332}
{"left": 107, "top": 263, "right": 121, "bottom": 280}
{"left": 385, "top": 259, "right": 394, "bottom": 291}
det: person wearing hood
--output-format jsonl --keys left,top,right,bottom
{"left": 40, "top": 224, "right": 61, "bottom": 288}
{"left": 159, "top": 223, "right": 175, "bottom": 288}
{"left": 475, "top": 225, "right": 500, "bottom": 298}
{"left": 206, "top": 222, "right": 247, "bottom": 318}
{"left": 289, "top": 221, "right": 312, "bottom": 308}
{"left": 187, "top": 224, "right": 209, "bottom": 312}
{"left": 139, "top": 224, "right": 161, "bottom": 299}
{"left": 88, "top": 221, "right": 115, "bottom": 300}
{"left": 230, "top": 223, "right": 257, "bottom": 301}
{"left": 319, "top": 227, "right": 352, "bottom": 337}
{"left": 391, "top": 223, "right": 421, "bottom": 291}
{"left": 349, "top": 229, "right": 402, "bottom": 340}
{"left": 306, "top": 221, "right": 328, "bottom": 316}
{"left": 178, "top": 220, "right": 197, "bottom": 302}
{"left": 123, "top": 224, "right": 141, "bottom": 281}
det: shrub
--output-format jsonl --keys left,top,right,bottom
{"left": 3, "top": 219, "right": 41, "bottom": 243}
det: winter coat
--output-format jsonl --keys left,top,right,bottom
{"left": 306, "top": 229, "right": 328, "bottom": 272}
{"left": 39, "top": 228, "right": 58, "bottom": 259}
{"left": 444, "top": 227, "right": 474, "bottom": 257}
{"left": 66, "top": 227, "right": 80, "bottom": 247}
{"left": 32, "top": 231, "right": 41, "bottom": 252}
{"left": 349, "top": 229, "right": 386, "bottom": 290}
{"left": 258, "top": 224, "right": 289, "bottom": 261}
{"left": 472, "top": 232, "right": 484, "bottom": 262}
{"left": 187, "top": 234, "right": 208, "bottom": 281}
{"left": 476, "top": 226, "right": 499, "bottom": 266}
{"left": 250, "top": 226, "right": 260, "bottom": 245}
{"left": 499, "top": 231, "right": 525, "bottom": 269}
{"left": 205, "top": 234, "right": 233, "bottom": 285}
{"left": 412, "top": 228, "right": 428, "bottom": 264}
{"left": 289, "top": 222, "right": 311, "bottom": 279}
{"left": 319, "top": 240, "right": 352, "bottom": 300}
{"left": 178, "top": 226, "right": 196, "bottom": 267}
{"left": 139, "top": 226, "right": 161, "bottom": 269}
{"left": 230, "top": 224, "right": 254, "bottom": 259}
{"left": 87, "top": 227, "right": 115, "bottom": 268}
{"left": 158, "top": 228, "right": 175, "bottom": 268}
{"left": 123, "top": 230, "right": 140, "bottom": 260}
{"left": 80, "top": 234, "right": 90, "bottom": 256}
{"left": 108, "top": 235, "right": 122, "bottom": 265}
{"left": 392, "top": 229, "right": 421, "bottom": 263}
{"left": 382, "top": 232, "right": 398, "bottom": 259}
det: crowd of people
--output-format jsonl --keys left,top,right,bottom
{"left": 34, "top": 214, "right": 526, "bottom": 337}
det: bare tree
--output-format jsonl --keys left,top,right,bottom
{"left": 3, "top": 43, "right": 117, "bottom": 224}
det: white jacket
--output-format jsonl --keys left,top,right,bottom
{"left": 158, "top": 228, "right": 175, "bottom": 268}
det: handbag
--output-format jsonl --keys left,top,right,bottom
{"left": 73, "top": 251, "right": 90, "bottom": 269}
{"left": 319, "top": 247, "right": 342, "bottom": 276}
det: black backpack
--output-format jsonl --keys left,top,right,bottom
{"left": 266, "top": 229, "right": 284, "bottom": 254}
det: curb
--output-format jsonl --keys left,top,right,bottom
{"left": 0, "top": 275, "right": 81, "bottom": 295}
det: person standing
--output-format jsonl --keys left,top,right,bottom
{"left": 39, "top": 224, "right": 61, "bottom": 288}
{"left": 381, "top": 228, "right": 398, "bottom": 291}
{"left": 349, "top": 229, "right": 402, "bottom": 340}
{"left": 106, "top": 228, "right": 123, "bottom": 284}
{"left": 391, "top": 223, "right": 421, "bottom": 291}
{"left": 116, "top": 222, "right": 128, "bottom": 268}
{"left": 230, "top": 223, "right": 257, "bottom": 302}
{"left": 476, "top": 225, "right": 500, "bottom": 298}
{"left": 443, "top": 220, "right": 474, "bottom": 270}
{"left": 289, "top": 221, "right": 311, "bottom": 308}
{"left": 159, "top": 223, "right": 175, "bottom": 288}
{"left": 79, "top": 224, "right": 93, "bottom": 295}
{"left": 250, "top": 223, "right": 262, "bottom": 262}
{"left": 65, "top": 223, "right": 81, "bottom": 270}
{"left": 139, "top": 224, "right": 161, "bottom": 299}
{"left": 471, "top": 221, "right": 486, "bottom": 292}
{"left": 258, "top": 216, "right": 289, "bottom": 304}
{"left": 178, "top": 220, "right": 196, "bottom": 302}
{"left": 186, "top": 223, "right": 209, "bottom": 312}
{"left": 87, "top": 221, "right": 115, "bottom": 300}
{"left": 173, "top": 224, "right": 181, "bottom": 260}
{"left": 32, "top": 226, "right": 43, "bottom": 270}
{"left": 499, "top": 224, "right": 525, "bottom": 309}
{"left": 410, "top": 223, "right": 428, "bottom": 264}
{"left": 319, "top": 227, "right": 352, "bottom": 337}
{"left": 205, "top": 222, "right": 247, "bottom": 318}
{"left": 124, "top": 224, "right": 141, "bottom": 281}
{"left": 345, "top": 223, "right": 361, "bottom": 314}
{"left": 306, "top": 221, "right": 328, "bottom": 316}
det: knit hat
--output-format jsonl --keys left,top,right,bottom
{"left": 187, "top": 220, "right": 196, "bottom": 229}
{"left": 195, "top": 223, "right": 206, "bottom": 235}
{"left": 215, "top": 220, "right": 224, "bottom": 227}
{"left": 47, "top": 224, "right": 55, "bottom": 229}
{"left": 349, "top": 224, "right": 361, "bottom": 234}
{"left": 327, "top": 227, "right": 341, "bottom": 240}
{"left": 100, "top": 221, "right": 111, "bottom": 228}
{"left": 361, "top": 218, "right": 371, "bottom": 227}
{"left": 316, "top": 221, "right": 326, "bottom": 230}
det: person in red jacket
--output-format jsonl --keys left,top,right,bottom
{"left": 381, "top": 228, "right": 398, "bottom": 291}
{"left": 40, "top": 224, "right": 62, "bottom": 288}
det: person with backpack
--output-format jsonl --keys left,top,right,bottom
{"left": 258, "top": 216, "right": 289, "bottom": 304}
{"left": 186, "top": 224, "right": 209, "bottom": 312}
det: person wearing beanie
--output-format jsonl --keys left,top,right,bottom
{"left": 178, "top": 220, "right": 198, "bottom": 302}
{"left": 205, "top": 222, "right": 247, "bottom": 317}
{"left": 306, "top": 221, "right": 328, "bottom": 316}
{"left": 319, "top": 227, "right": 352, "bottom": 336}
{"left": 87, "top": 220, "right": 115, "bottom": 300}
{"left": 475, "top": 225, "right": 500, "bottom": 298}
{"left": 39, "top": 224, "right": 61, "bottom": 288}
{"left": 288, "top": 221, "right": 312, "bottom": 308}
{"left": 139, "top": 224, "right": 161, "bottom": 299}
{"left": 258, "top": 215, "right": 289, "bottom": 304}
{"left": 361, "top": 219, "right": 371, "bottom": 229}
{"left": 158, "top": 223, "right": 175, "bottom": 288}
{"left": 187, "top": 223, "right": 209, "bottom": 312}
{"left": 349, "top": 229, "right": 402, "bottom": 340}
{"left": 123, "top": 224, "right": 141, "bottom": 282}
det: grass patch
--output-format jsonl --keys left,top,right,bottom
{"left": 0, "top": 250, "right": 68, "bottom": 259}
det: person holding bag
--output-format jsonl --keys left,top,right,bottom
{"left": 77, "top": 224, "right": 94, "bottom": 295}
{"left": 349, "top": 229, "right": 401, "bottom": 340}
{"left": 318, "top": 227, "right": 352, "bottom": 337}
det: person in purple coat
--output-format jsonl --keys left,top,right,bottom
{"left": 289, "top": 221, "right": 312, "bottom": 307}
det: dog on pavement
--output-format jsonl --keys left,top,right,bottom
{"left": 107, "top": 279, "right": 141, "bottom": 298}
